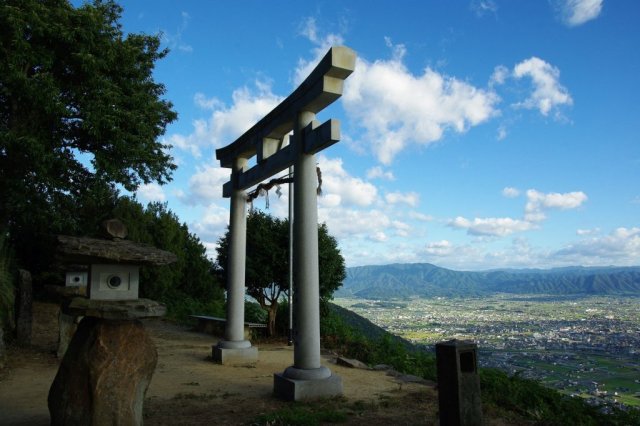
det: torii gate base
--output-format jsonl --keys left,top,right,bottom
{"left": 274, "top": 370, "right": 343, "bottom": 401}
{"left": 212, "top": 344, "right": 258, "bottom": 365}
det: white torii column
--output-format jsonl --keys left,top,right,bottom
{"left": 212, "top": 157, "right": 258, "bottom": 364}
{"left": 274, "top": 111, "right": 342, "bottom": 399}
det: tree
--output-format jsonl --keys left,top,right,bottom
{"left": 0, "top": 0, "right": 177, "bottom": 270}
{"left": 217, "top": 210, "right": 346, "bottom": 336}
{"left": 111, "top": 197, "right": 225, "bottom": 319}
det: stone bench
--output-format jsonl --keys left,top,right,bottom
{"left": 189, "top": 315, "right": 266, "bottom": 340}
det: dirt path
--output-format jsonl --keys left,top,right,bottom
{"left": 0, "top": 302, "right": 440, "bottom": 425}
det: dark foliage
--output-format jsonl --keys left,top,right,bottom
{"left": 0, "top": 0, "right": 176, "bottom": 276}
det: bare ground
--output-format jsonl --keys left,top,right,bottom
{"left": 0, "top": 301, "right": 519, "bottom": 425}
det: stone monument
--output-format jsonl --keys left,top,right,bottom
{"left": 48, "top": 220, "right": 176, "bottom": 426}
{"left": 215, "top": 46, "right": 355, "bottom": 400}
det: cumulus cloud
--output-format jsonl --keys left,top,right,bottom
{"left": 577, "top": 228, "right": 600, "bottom": 236}
{"left": 554, "top": 227, "right": 640, "bottom": 265}
{"left": 190, "top": 204, "right": 230, "bottom": 241}
{"left": 318, "top": 207, "right": 391, "bottom": 239}
{"left": 178, "top": 165, "right": 230, "bottom": 206}
{"left": 555, "top": 0, "right": 603, "bottom": 27}
{"left": 448, "top": 188, "right": 587, "bottom": 239}
{"left": 342, "top": 41, "right": 499, "bottom": 164}
{"left": 385, "top": 191, "right": 419, "bottom": 207}
{"left": 449, "top": 216, "right": 534, "bottom": 237}
{"left": 525, "top": 189, "right": 587, "bottom": 222}
{"left": 167, "top": 81, "right": 282, "bottom": 158}
{"left": 425, "top": 240, "right": 454, "bottom": 256}
{"left": 137, "top": 183, "right": 166, "bottom": 202}
{"left": 317, "top": 155, "right": 378, "bottom": 207}
{"left": 366, "top": 166, "right": 395, "bottom": 181}
{"left": 193, "top": 92, "right": 222, "bottom": 110}
{"left": 392, "top": 220, "right": 411, "bottom": 237}
{"left": 409, "top": 211, "right": 434, "bottom": 222}
{"left": 502, "top": 187, "right": 520, "bottom": 198}
{"left": 513, "top": 57, "right": 573, "bottom": 116}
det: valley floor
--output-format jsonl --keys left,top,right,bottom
{"left": 336, "top": 294, "right": 640, "bottom": 412}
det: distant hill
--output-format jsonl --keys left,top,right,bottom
{"left": 336, "top": 263, "right": 640, "bottom": 299}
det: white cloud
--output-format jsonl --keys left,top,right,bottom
{"left": 489, "top": 65, "right": 509, "bottom": 87}
{"left": 577, "top": 228, "right": 600, "bottom": 236}
{"left": 502, "top": 187, "right": 520, "bottom": 198}
{"left": 193, "top": 93, "right": 222, "bottom": 110}
{"left": 555, "top": 0, "right": 603, "bottom": 27}
{"left": 161, "top": 11, "right": 193, "bottom": 53}
{"left": 392, "top": 220, "right": 411, "bottom": 237}
{"left": 513, "top": 57, "right": 573, "bottom": 116}
{"left": 318, "top": 155, "right": 378, "bottom": 207}
{"left": 137, "top": 183, "right": 166, "bottom": 202}
{"left": 449, "top": 216, "right": 534, "bottom": 237}
{"left": 554, "top": 227, "right": 640, "bottom": 265}
{"left": 471, "top": 0, "right": 498, "bottom": 17}
{"left": 370, "top": 231, "right": 388, "bottom": 242}
{"left": 167, "top": 81, "right": 282, "bottom": 158}
{"left": 319, "top": 207, "right": 391, "bottom": 240}
{"left": 425, "top": 240, "right": 454, "bottom": 256}
{"left": 342, "top": 42, "right": 499, "bottom": 164}
{"left": 190, "top": 204, "right": 229, "bottom": 241}
{"left": 177, "top": 165, "right": 230, "bottom": 206}
{"left": 496, "top": 125, "right": 507, "bottom": 141}
{"left": 409, "top": 211, "right": 434, "bottom": 222}
{"left": 385, "top": 191, "right": 419, "bottom": 207}
{"left": 366, "top": 166, "right": 395, "bottom": 181}
{"left": 525, "top": 189, "right": 587, "bottom": 222}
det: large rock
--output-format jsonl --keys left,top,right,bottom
{"left": 48, "top": 317, "right": 157, "bottom": 426}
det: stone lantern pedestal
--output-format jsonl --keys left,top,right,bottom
{"left": 48, "top": 298, "right": 166, "bottom": 426}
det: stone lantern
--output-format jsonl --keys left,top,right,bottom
{"left": 48, "top": 220, "right": 177, "bottom": 426}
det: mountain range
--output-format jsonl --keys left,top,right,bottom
{"left": 336, "top": 263, "right": 640, "bottom": 299}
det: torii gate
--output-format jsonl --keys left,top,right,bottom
{"left": 214, "top": 46, "right": 356, "bottom": 400}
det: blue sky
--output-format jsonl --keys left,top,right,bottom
{"left": 104, "top": 0, "right": 638, "bottom": 270}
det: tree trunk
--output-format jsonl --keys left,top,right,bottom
{"left": 267, "top": 302, "right": 278, "bottom": 337}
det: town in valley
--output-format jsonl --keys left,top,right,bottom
{"left": 335, "top": 294, "right": 640, "bottom": 412}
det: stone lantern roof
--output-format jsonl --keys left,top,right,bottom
{"left": 56, "top": 218, "right": 177, "bottom": 266}
{"left": 56, "top": 234, "right": 177, "bottom": 266}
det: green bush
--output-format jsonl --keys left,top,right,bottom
{"left": 245, "top": 301, "right": 267, "bottom": 323}
{"left": 163, "top": 295, "right": 225, "bottom": 324}
{"left": 320, "top": 310, "right": 436, "bottom": 380}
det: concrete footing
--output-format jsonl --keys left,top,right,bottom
{"left": 212, "top": 344, "right": 258, "bottom": 365}
{"left": 273, "top": 372, "right": 343, "bottom": 401}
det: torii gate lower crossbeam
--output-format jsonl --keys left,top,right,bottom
{"left": 213, "top": 46, "right": 355, "bottom": 401}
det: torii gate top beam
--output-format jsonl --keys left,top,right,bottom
{"left": 215, "top": 46, "right": 356, "bottom": 197}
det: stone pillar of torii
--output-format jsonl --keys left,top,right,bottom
{"left": 213, "top": 46, "right": 355, "bottom": 400}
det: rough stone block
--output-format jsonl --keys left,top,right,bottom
{"left": 57, "top": 311, "right": 81, "bottom": 359}
{"left": 48, "top": 317, "right": 157, "bottom": 426}
{"left": 273, "top": 373, "right": 343, "bottom": 401}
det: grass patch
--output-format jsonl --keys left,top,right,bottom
{"left": 252, "top": 404, "right": 348, "bottom": 425}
